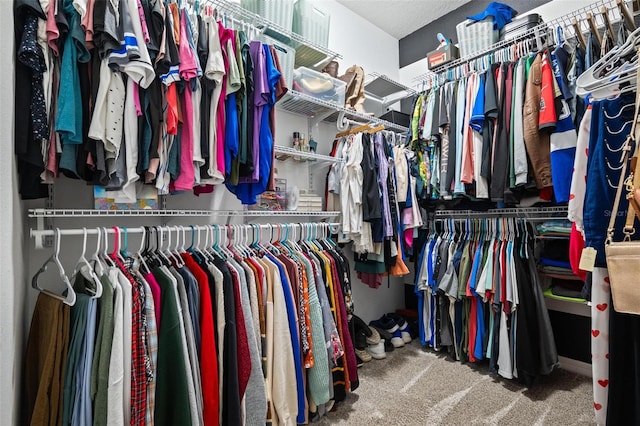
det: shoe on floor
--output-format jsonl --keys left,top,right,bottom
{"left": 366, "top": 326, "right": 381, "bottom": 345}
{"left": 369, "top": 325, "right": 395, "bottom": 352}
{"left": 387, "top": 313, "right": 413, "bottom": 344}
{"left": 366, "top": 339, "right": 387, "bottom": 360}
{"left": 370, "top": 316, "right": 404, "bottom": 348}
{"left": 355, "top": 348, "right": 372, "bottom": 363}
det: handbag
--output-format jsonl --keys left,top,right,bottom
{"left": 605, "top": 63, "right": 640, "bottom": 315}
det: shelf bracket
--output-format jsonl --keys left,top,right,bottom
{"left": 308, "top": 109, "right": 336, "bottom": 138}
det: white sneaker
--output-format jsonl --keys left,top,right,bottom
{"left": 366, "top": 339, "right": 387, "bottom": 360}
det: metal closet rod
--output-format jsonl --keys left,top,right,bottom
{"left": 433, "top": 206, "right": 568, "bottom": 219}
{"left": 30, "top": 223, "right": 342, "bottom": 249}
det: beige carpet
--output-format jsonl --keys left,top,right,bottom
{"left": 318, "top": 342, "right": 594, "bottom": 425}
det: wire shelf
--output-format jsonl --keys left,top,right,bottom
{"left": 274, "top": 145, "right": 343, "bottom": 163}
{"left": 277, "top": 90, "right": 410, "bottom": 133}
{"left": 416, "top": 0, "right": 623, "bottom": 82}
{"left": 365, "top": 72, "right": 416, "bottom": 99}
{"left": 206, "top": 0, "right": 341, "bottom": 68}
{"left": 28, "top": 209, "right": 340, "bottom": 218}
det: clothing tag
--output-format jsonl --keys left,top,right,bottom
{"left": 579, "top": 247, "right": 597, "bottom": 272}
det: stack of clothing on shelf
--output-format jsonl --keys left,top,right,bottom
{"left": 24, "top": 229, "right": 357, "bottom": 425}
{"left": 15, "top": 0, "right": 287, "bottom": 204}
{"left": 326, "top": 130, "right": 414, "bottom": 287}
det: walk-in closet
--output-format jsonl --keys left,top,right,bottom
{"left": 7, "top": 0, "right": 640, "bottom": 424}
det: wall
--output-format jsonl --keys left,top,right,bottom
{"left": 1, "top": 5, "right": 24, "bottom": 425}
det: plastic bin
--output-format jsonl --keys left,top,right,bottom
{"left": 456, "top": 17, "right": 499, "bottom": 57}
{"left": 292, "top": 66, "right": 346, "bottom": 106}
{"left": 292, "top": 0, "right": 331, "bottom": 48}
{"left": 240, "top": 0, "right": 294, "bottom": 31}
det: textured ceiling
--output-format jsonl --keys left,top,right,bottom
{"left": 335, "top": 0, "right": 473, "bottom": 39}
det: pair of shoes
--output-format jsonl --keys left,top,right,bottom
{"left": 386, "top": 313, "right": 413, "bottom": 344}
{"left": 353, "top": 314, "right": 381, "bottom": 345}
{"left": 366, "top": 339, "right": 387, "bottom": 360}
{"left": 355, "top": 348, "right": 372, "bottom": 364}
{"left": 370, "top": 316, "right": 405, "bottom": 348}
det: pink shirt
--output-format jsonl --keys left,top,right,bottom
{"left": 46, "top": 0, "right": 60, "bottom": 56}
{"left": 81, "top": 0, "right": 95, "bottom": 48}
{"left": 460, "top": 73, "right": 476, "bottom": 184}
{"left": 172, "top": 11, "right": 200, "bottom": 191}
{"left": 216, "top": 23, "right": 233, "bottom": 178}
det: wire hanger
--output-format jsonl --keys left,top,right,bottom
{"left": 32, "top": 229, "right": 77, "bottom": 306}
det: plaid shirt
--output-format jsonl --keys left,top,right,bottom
{"left": 142, "top": 277, "right": 158, "bottom": 426}
{"left": 119, "top": 257, "right": 148, "bottom": 426}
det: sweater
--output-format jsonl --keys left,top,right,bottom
{"left": 152, "top": 267, "right": 192, "bottom": 426}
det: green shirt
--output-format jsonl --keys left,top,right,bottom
{"left": 153, "top": 267, "right": 193, "bottom": 426}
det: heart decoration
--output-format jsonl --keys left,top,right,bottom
{"left": 569, "top": 194, "right": 575, "bottom": 200}
{"left": 606, "top": 353, "right": 610, "bottom": 360}
{"left": 592, "top": 329, "right": 601, "bottom": 338}
{"left": 597, "top": 303, "right": 608, "bottom": 311}
{"left": 598, "top": 379, "right": 609, "bottom": 387}
{"left": 594, "top": 402, "right": 603, "bottom": 411}
{"left": 604, "top": 276, "right": 610, "bottom": 283}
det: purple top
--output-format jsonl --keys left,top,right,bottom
{"left": 374, "top": 133, "right": 393, "bottom": 238}
{"left": 239, "top": 41, "right": 268, "bottom": 183}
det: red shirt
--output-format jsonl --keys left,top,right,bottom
{"left": 182, "top": 254, "right": 219, "bottom": 426}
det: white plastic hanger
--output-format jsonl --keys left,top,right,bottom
{"left": 32, "top": 229, "right": 77, "bottom": 306}
{"left": 71, "top": 227, "right": 103, "bottom": 298}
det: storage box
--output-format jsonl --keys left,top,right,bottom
{"left": 298, "top": 192, "right": 323, "bottom": 211}
{"left": 456, "top": 17, "right": 499, "bottom": 57}
{"left": 292, "top": 66, "right": 346, "bottom": 106}
{"left": 379, "top": 110, "right": 410, "bottom": 129}
{"left": 240, "top": 0, "right": 294, "bottom": 31}
{"left": 292, "top": 0, "right": 331, "bottom": 48}
{"left": 427, "top": 44, "right": 460, "bottom": 70}
{"left": 500, "top": 14, "right": 545, "bottom": 42}
{"left": 249, "top": 178, "right": 287, "bottom": 211}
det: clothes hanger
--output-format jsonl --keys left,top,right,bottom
{"left": 576, "top": 26, "right": 640, "bottom": 95}
{"left": 618, "top": 0, "right": 636, "bottom": 30}
{"left": 32, "top": 229, "right": 77, "bottom": 306}
{"left": 135, "top": 227, "right": 152, "bottom": 275}
{"left": 71, "top": 227, "right": 103, "bottom": 298}
{"left": 602, "top": 6, "right": 616, "bottom": 40}
{"left": 91, "top": 227, "right": 106, "bottom": 277}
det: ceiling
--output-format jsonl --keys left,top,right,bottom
{"left": 335, "top": 0, "right": 473, "bottom": 39}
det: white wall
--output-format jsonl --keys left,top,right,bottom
{"left": 1, "top": 5, "right": 24, "bottom": 425}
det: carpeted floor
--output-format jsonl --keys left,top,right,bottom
{"left": 317, "top": 342, "right": 594, "bottom": 425}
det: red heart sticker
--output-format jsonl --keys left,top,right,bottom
{"left": 586, "top": 148, "right": 589, "bottom": 156}
{"left": 598, "top": 379, "right": 609, "bottom": 387}
{"left": 569, "top": 194, "right": 575, "bottom": 200}
{"left": 594, "top": 402, "right": 603, "bottom": 411}
{"left": 604, "top": 277, "right": 610, "bottom": 283}
{"left": 597, "top": 303, "right": 608, "bottom": 311}
{"left": 606, "top": 353, "right": 610, "bottom": 359}
{"left": 592, "top": 329, "right": 600, "bottom": 337}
